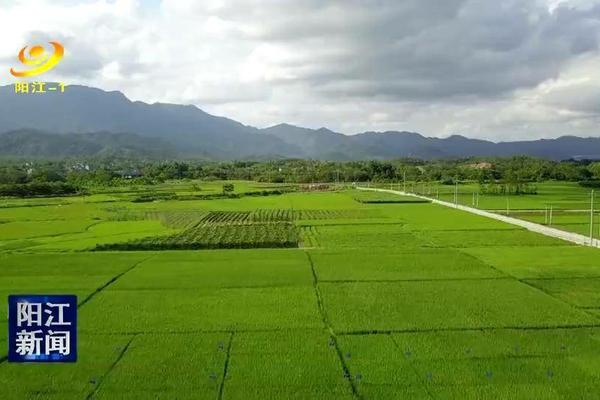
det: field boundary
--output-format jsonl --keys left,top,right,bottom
{"left": 357, "top": 187, "right": 600, "bottom": 248}
{"left": 305, "top": 252, "right": 360, "bottom": 399}
{"left": 0, "top": 257, "right": 153, "bottom": 365}
{"left": 217, "top": 332, "right": 234, "bottom": 400}
{"left": 388, "top": 334, "right": 436, "bottom": 399}
{"left": 86, "top": 334, "right": 138, "bottom": 399}
{"left": 337, "top": 323, "right": 600, "bottom": 336}
{"left": 78, "top": 255, "right": 155, "bottom": 308}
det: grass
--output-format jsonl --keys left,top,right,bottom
{"left": 1, "top": 180, "right": 600, "bottom": 398}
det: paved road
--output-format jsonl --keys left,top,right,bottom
{"left": 357, "top": 187, "right": 600, "bottom": 248}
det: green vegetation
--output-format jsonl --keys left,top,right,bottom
{"left": 1, "top": 156, "right": 599, "bottom": 188}
{"left": 97, "top": 222, "right": 299, "bottom": 250}
{"left": 0, "top": 181, "right": 82, "bottom": 197}
{"left": 0, "top": 180, "right": 599, "bottom": 398}
{"left": 352, "top": 190, "right": 430, "bottom": 203}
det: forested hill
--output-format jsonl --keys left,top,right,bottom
{"left": 1, "top": 84, "right": 600, "bottom": 160}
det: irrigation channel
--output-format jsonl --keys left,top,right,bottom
{"left": 357, "top": 186, "right": 600, "bottom": 248}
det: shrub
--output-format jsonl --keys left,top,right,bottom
{"left": 223, "top": 183, "right": 235, "bottom": 194}
{"left": 0, "top": 182, "right": 83, "bottom": 197}
{"left": 579, "top": 180, "right": 600, "bottom": 188}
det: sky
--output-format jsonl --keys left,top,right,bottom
{"left": 1, "top": 0, "right": 600, "bottom": 141}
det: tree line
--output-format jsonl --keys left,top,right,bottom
{"left": 0, "top": 157, "right": 599, "bottom": 197}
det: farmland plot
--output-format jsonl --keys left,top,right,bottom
{"left": 79, "top": 286, "right": 322, "bottom": 333}
{"left": 93, "top": 333, "right": 229, "bottom": 399}
{"left": 319, "top": 280, "right": 595, "bottom": 332}
{"left": 309, "top": 249, "right": 504, "bottom": 281}
{"left": 1, "top": 184, "right": 600, "bottom": 399}
{"left": 0, "top": 334, "right": 135, "bottom": 399}
{"left": 353, "top": 190, "right": 430, "bottom": 204}
{"left": 97, "top": 222, "right": 299, "bottom": 250}
{"left": 224, "top": 331, "right": 353, "bottom": 399}
{"left": 111, "top": 250, "right": 312, "bottom": 290}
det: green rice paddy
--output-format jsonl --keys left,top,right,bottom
{"left": 383, "top": 181, "right": 600, "bottom": 241}
{"left": 0, "top": 181, "right": 599, "bottom": 399}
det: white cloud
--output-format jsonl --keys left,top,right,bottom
{"left": 1, "top": 0, "right": 600, "bottom": 141}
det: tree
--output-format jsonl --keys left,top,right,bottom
{"left": 222, "top": 183, "right": 234, "bottom": 194}
{"left": 589, "top": 162, "right": 600, "bottom": 180}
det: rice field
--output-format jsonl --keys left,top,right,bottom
{"left": 0, "top": 182, "right": 599, "bottom": 399}
{"left": 352, "top": 190, "right": 430, "bottom": 204}
{"left": 96, "top": 223, "right": 300, "bottom": 250}
{"left": 389, "top": 181, "right": 600, "bottom": 241}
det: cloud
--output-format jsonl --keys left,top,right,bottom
{"left": 1, "top": 0, "right": 600, "bottom": 140}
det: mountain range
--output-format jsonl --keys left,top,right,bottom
{"left": 1, "top": 84, "right": 600, "bottom": 160}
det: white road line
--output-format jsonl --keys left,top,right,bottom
{"left": 357, "top": 187, "right": 600, "bottom": 248}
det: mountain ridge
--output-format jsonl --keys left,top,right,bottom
{"left": 1, "top": 84, "right": 600, "bottom": 160}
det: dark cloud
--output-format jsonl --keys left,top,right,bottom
{"left": 5, "top": 0, "right": 600, "bottom": 139}
{"left": 218, "top": 0, "right": 600, "bottom": 101}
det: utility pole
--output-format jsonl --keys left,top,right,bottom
{"left": 590, "top": 190, "right": 595, "bottom": 246}
{"left": 454, "top": 182, "right": 458, "bottom": 206}
{"left": 403, "top": 170, "right": 406, "bottom": 193}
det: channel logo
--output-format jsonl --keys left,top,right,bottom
{"left": 9, "top": 41, "right": 64, "bottom": 78}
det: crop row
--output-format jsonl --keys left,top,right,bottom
{"left": 106, "top": 208, "right": 207, "bottom": 228}
{"left": 249, "top": 209, "right": 296, "bottom": 222}
{"left": 294, "top": 209, "right": 375, "bottom": 220}
{"left": 300, "top": 226, "right": 320, "bottom": 248}
{"left": 108, "top": 208, "right": 375, "bottom": 235}
{"left": 200, "top": 211, "right": 252, "bottom": 224}
{"left": 96, "top": 222, "right": 299, "bottom": 250}
{"left": 199, "top": 210, "right": 297, "bottom": 224}
{"left": 196, "top": 209, "right": 374, "bottom": 225}
{"left": 106, "top": 208, "right": 147, "bottom": 221}
{"left": 148, "top": 211, "right": 208, "bottom": 229}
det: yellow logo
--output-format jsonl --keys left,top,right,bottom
{"left": 10, "top": 41, "right": 64, "bottom": 78}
